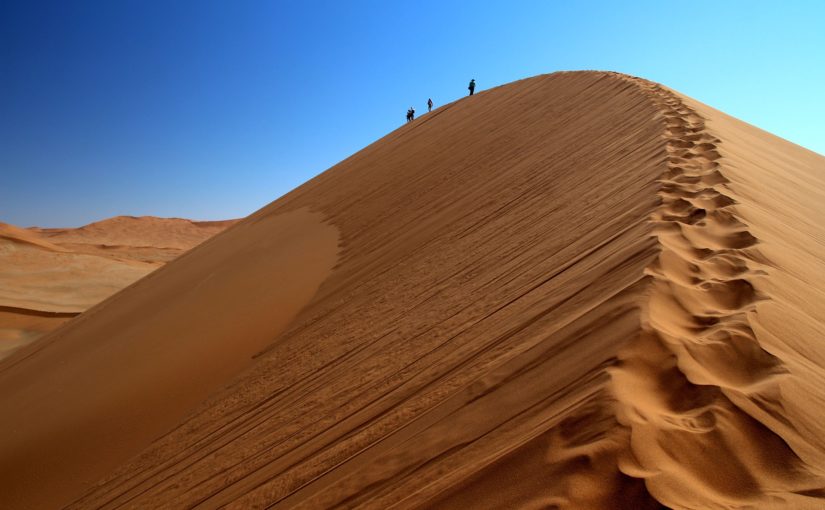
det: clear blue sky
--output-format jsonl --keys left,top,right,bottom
{"left": 2, "top": 1, "right": 823, "bottom": 227}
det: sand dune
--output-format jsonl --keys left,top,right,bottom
{"left": 1, "top": 71, "right": 824, "bottom": 509}
{"left": 32, "top": 216, "right": 239, "bottom": 262}
{"left": 0, "top": 217, "right": 236, "bottom": 358}
{"left": 609, "top": 76, "right": 825, "bottom": 509}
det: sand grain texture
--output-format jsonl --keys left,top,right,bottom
{"left": 1, "top": 71, "right": 824, "bottom": 509}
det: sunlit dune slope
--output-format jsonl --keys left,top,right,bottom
{"left": 0, "top": 209, "right": 338, "bottom": 510}
{"left": 1, "top": 71, "right": 824, "bottom": 510}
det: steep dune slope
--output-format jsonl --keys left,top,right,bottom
{"left": 608, "top": 76, "right": 825, "bottom": 509}
{"left": 1, "top": 71, "right": 823, "bottom": 509}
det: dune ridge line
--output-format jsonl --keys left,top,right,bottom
{"left": 609, "top": 74, "right": 822, "bottom": 508}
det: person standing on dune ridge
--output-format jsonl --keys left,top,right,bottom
{"left": 427, "top": 98, "right": 433, "bottom": 112}
{"left": 468, "top": 79, "right": 476, "bottom": 96}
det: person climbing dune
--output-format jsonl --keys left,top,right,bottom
{"left": 468, "top": 79, "right": 476, "bottom": 96}
{"left": 427, "top": 98, "right": 433, "bottom": 112}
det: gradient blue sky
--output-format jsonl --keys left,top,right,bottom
{"left": 2, "top": 1, "right": 823, "bottom": 227}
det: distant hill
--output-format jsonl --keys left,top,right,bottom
{"left": 0, "top": 216, "right": 237, "bottom": 359}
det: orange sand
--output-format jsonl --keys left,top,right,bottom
{"left": 0, "top": 217, "right": 236, "bottom": 358}
{"left": 1, "top": 71, "right": 823, "bottom": 509}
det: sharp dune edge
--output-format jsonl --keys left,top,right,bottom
{"left": 1, "top": 71, "right": 823, "bottom": 509}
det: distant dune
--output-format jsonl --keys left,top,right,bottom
{"left": 0, "top": 217, "right": 237, "bottom": 358}
{"left": 31, "top": 215, "right": 240, "bottom": 261}
{"left": 1, "top": 71, "right": 824, "bottom": 509}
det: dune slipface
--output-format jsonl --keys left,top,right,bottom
{"left": 1, "top": 71, "right": 824, "bottom": 509}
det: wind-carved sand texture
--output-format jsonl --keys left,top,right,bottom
{"left": 0, "top": 71, "right": 823, "bottom": 509}
{"left": 609, "top": 75, "right": 825, "bottom": 509}
{"left": 0, "top": 217, "right": 236, "bottom": 358}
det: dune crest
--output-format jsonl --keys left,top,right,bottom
{"left": 1, "top": 71, "right": 824, "bottom": 509}
{"left": 0, "top": 222, "right": 68, "bottom": 252}
{"left": 609, "top": 75, "right": 825, "bottom": 509}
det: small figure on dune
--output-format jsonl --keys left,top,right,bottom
{"left": 427, "top": 98, "right": 433, "bottom": 112}
{"left": 468, "top": 79, "right": 476, "bottom": 96}
{"left": 406, "top": 107, "right": 415, "bottom": 123}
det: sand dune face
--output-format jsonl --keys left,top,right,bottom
{"left": 609, "top": 76, "right": 825, "bottom": 509}
{"left": 1, "top": 71, "right": 824, "bottom": 509}
{"left": 0, "top": 209, "right": 338, "bottom": 509}
{"left": 0, "top": 217, "right": 236, "bottom": 358}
